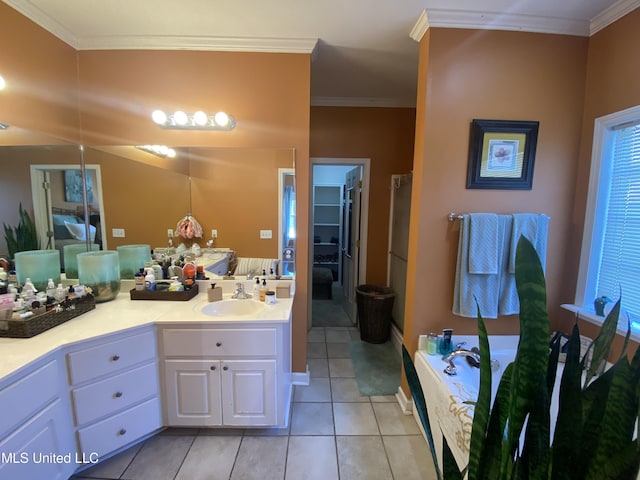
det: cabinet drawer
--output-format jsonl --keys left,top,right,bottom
{"left": 72, "top": 362, "right": 159, "bottom": 426}
{"left": 0, "top": 360, "right": 58, "bottom": 435}
{"left": 77, "top": 397, "right": 161, "bottom": 457}
{"left": 162, "top": 328, "right": 277, "bottom": 357}
{"left": 67, "top": 330, "right": 156, "bottom": 385}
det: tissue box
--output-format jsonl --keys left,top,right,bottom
{"left": 276, "top": 283, "right": 291, "bottom": 298}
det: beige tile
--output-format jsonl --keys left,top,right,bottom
{"left": 244, "top": 425, "right": 290, "bottom": 436}
{"left": 121, "top": 435, "right": 193, "bottom": 480}
{"left": 330, "top": 378, "right": 369, "bottom": 402}
{"left": 176, "top": 436, "right": 241, "bottom": 480}
{"left": 370, "top": 394, "right": 398, "bottom": 403}
{"left": 294, "top": 377, "right": 331, "bottom": 402}
{"left": 328, "top": 358, "right": 355, "bottom": 378}
{"left": 373, "top": 402, "right": 421, "bottom": 435}
{"left": 383, "top": 435, "right": 438, "bottom": 480}
{"left": 159, "top": 427, "right": 200, "bottom": 436}
{"left": 333, "top": 403, "right": 379, "bottom": 435}
{"left": 285, "top": 436, "right": 339, "bottom": 480}
{"left": 307, "top": 327, "right": 326, "bottom": 343}
{"left": 198, "top": 427, "right": 246, "bottom": 436}
{"left": 290, "top": 402, "right": 335, "bottom": 435}
{"left": 336, "top": 436, "right": 393, "bottom": 480}
{"left": 327, "top": 342, "right": 350, "bottom": 358}
{"left": 77, "top": 442, "right": 142, "bottom": 479}
{"left": 231, "top": 436, "right": 288, "bottom": 480}
{"left": 325, "top": 328, "right": 352, "bottom": 343}
{"left": 308, "top": 358, "right": 329, "bottom": 378}
{"left": 307, "top": 342, "right": 328, "bottom": 359}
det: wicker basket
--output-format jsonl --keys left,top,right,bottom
{"left": 356, "top": 285, "right": 395, "bottom": 344}
{"left": 0, "top": 294, "right": 96, "bottom": 338}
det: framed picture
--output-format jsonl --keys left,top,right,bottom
{"left": 64, "top": 170, "right": 94, "bottom": 203}
{"left": 466, "top": 119, "right": 539, "bottom": 190}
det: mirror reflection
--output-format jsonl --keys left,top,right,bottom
{"left": 0, "top": 129, "right": 295, "bottom": 280}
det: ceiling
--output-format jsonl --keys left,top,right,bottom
{"left": 4, "top": 0, "right": 639, "bottom": 108}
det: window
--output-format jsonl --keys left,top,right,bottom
{"left": 572, "top": 105, "right": 640, "bottom": 338}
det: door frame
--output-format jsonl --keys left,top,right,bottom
{"left": 309, "top": 157, "right": 370, "bottom": 330}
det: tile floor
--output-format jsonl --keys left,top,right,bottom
{"left": 73, "top": 326, "right": 436, "bottom": 480}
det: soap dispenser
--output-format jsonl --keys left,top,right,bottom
{"left": 207, "top": 282, "right": 223, "bottom": 302}
{"left": 259, "top": 278, "right": 268, "bottom": 302}
{"left": 253, "top": 277, "right": 261, "bottom": 298}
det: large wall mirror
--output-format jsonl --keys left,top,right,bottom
{"left": 1, "top": 127, "right": 296, "bottom": 279}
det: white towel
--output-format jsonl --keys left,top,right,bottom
{"left": 468, "top": 213, "right": 499, "bottom": 274}
{"left": 453, "top": 215, "right": 509, "bottom": 319}
{"left": 508, "top": 214, "right": 549, "bottom": 273}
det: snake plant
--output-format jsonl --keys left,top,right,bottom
{"left": 3, "top": 203, "right": 38, "bottom": 258}
{"left": 403, "top": 236, "right": 640, "bottom": 479}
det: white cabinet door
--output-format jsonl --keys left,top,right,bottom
{"left": 164, "top": 360, "right": 222, "bottom": 426}
{"left": 0, "top": 399, "right": 76, "bottom": 480}
{"left": 221, "top": 359, "right": 276, "bottom": 426}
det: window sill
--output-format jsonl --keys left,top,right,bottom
{"left": 561, "top": 304, "right": 640, "bottom": 344}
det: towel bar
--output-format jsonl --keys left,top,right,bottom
{"left": 447, "top": 212, "right": 464, "bottom": 221}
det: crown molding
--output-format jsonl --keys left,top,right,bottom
{"left": 4, "top": 0, "right": 79, "bottom": 46}
{"left": 590, "top": 0, "right": 640, "bottom": 35}
{"left": 425, "top": 9, "right": 590, "bottom": 36}
{"left": 409, "top": 9, "right": 429, "bottom": 42}
{"left": 311, "top": 96, "right": 416, "bottom": 108}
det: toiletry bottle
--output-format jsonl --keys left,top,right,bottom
{"left": 46, "top": 278, "right": 56, "bottom": 298}
{"left": 253, "top": 277, "right": 261, "bottom": 298}
{"left": 207, "top": 283, "right": 223, "bottom": 302}
{"left": 259, "top": 278, "right": 267, "bottom": 302}
{"left": 145, "top": 269, "right": 156, "bottom": 291}
{"left": 269, "top": 268, "right": 276, "bottom": 280}
{"left": 55, "top": 283, "right": 66, "bottom": 302}
{"left": 439, "top": 328, "right": 453, "bottom": 355}
{"left": 134, "top": 268, "right": 146, "bottom": 291}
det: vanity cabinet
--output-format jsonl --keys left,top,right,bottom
{"left": 159, "top": 324, "right": 288, "bottom": 427}
{"left": 0, "top": 359, "right": 76, "bottom": 480}
{"left": 65, "top": 327, "right": 162, "bottom": 458}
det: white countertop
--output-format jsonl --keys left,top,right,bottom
{"left": 0, "top": 279, "right": 293, "bottom": 382}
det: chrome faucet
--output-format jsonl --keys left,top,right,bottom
{"left": 442, "top": 347, "right": 481, "bottom": 376}
{"left": 231, "top": 282, "right": 252, "bottom": 299}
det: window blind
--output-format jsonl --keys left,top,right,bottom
{"left": 596, "top": 123, "right": 640, "bottom": 321}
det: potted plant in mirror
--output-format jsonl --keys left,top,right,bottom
{"left": 403, "top": 236, "right": 640, "bottom": 480}
{"left": 3, "top": 203, "right": 39, "bottom": 259}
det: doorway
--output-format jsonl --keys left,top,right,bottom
{"left": 310, "top": 158, "right": 370, "bottom": 329}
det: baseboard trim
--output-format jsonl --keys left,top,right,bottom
{"left": 290, "top": 366, "right": 310, "bottom": 386}
{"left": 390, "top": 323, "right": 403, "bottom": 354}
{"left": 395, "top": 385, "right": 413, "bottom": 415}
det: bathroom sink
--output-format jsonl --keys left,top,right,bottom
{"left": 200, "top": 299, "right": 265, "bottom": 317}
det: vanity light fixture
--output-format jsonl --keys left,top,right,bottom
{"left": 151, "top": 109, "right": 235, "bottom": 131}
{"left": 0, "top": 75, "right": 6, "bottom": 91}
{"left": 136, "top": 145, "right": 177, "bottom": 158}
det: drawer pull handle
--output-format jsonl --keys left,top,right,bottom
{"left": 111, "top": 355, "right": 120, "bottom": 361}
{"left": 118, "top": 428, "right": 127, "bottom": 436}
{"left": 223, "top": 366, "right": 229, "bottom": 371}
{"left": 210, "top": 366, "right": 216, "bottom": 371}
{"left": 216, "top": 342, "right": 222, "bottom": 347}
{"left": 114, "top": 391, "right": 123, "bottom": 398}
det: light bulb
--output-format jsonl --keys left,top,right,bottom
{"left": 151, "top": 110, "right": 167, "bottom": 125}
{"left": 214, "top": 111, "right": 229, "bottom": 127}
{"left": 173, "top": 110, "right": 188, "bottom": 125}
{"left": 0, "top": 75, "right": 5, "bottom": 90}
{"left": 167, "top": 149, "right": 176, "bottom": 158}
{"left": 193, "top": 110, "right": 208, "bottom": 126}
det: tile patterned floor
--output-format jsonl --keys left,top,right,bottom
{"left": 73, "top": 326, "right": 436, "bottom": 480}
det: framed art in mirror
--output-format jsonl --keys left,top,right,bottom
{"left": 466, "top": 119, "right": 539, "bottom": 190}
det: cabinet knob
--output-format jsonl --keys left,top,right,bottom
{"left": 111, "top": 354, "right": 120, "bottom": 361}
{"left": 210, "top": 366, "right": 216, "bottom": 371}
{"left": 223, "top": 366, "right": 229, "bottom": 371}
{"left": 114, "top": 391, "right": 123, "bottom": 398}
{"left": 216, "top": 342, "right": 222, "bottom": 347}
{"left": 118, "top": 428, "right": 127, "bottom": 436}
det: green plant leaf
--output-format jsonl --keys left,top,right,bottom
{"left": 585, "top": 299, "right": 620, "bottom": 387}
{"left": 468, "top": 309, "right": 491, "bottom": 480}
{"left": 402, "top": 345, "right": 444, "bottom": 480}
{"left": 551, "top": 324, "right": 583, "bottom": 480}
{"left": 519, "top": 373, "right": 550, "bottom": 479}
{"left": 501, "top": 236, "right": 549, "bottom": 477}
{"left": 443, "top": 439, "right": 464, "bottom": 480}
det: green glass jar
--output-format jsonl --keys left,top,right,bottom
{"left": 78, "top": 251, "right": 121, "bottom": 302}
{"left": 116, "top": 244, "right": 151, "bottom": 280}
{"left": 14, "top": 249, "right": 61, "bottom": 291}
{"left": 63, "top": 243, "right": 100, "bottom": 279}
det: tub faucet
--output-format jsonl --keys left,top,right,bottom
{"left": 231, "top": 283, "right": 252, "bottom": 299}
{"left": 442, "top": 348, "right": 481, "bottom": 376}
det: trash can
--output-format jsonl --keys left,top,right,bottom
{"left": 356, "top": 284, "right": 395, "bottom": 343}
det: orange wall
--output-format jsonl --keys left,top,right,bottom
{"left": 404, "top": 29, "right": 589, "bottom": 357}
{"left": 310, "top": 106, "right": 416, "bottom": 284}
{"left": 563, "top": 8, "right": 640, "bottom": 355}
{"left": 0, "top": 2, "right": 80, "bottom": 141}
